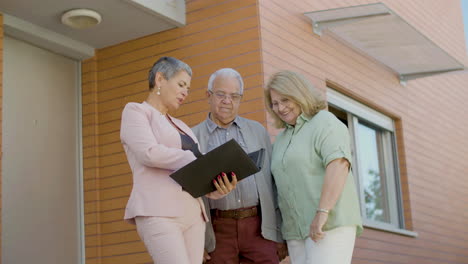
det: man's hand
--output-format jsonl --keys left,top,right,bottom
{"left": 203, "top": 249, "right": 211, "bottom": 263}
{"left": 276, "top": 242, "right": 288, "bottom": 261}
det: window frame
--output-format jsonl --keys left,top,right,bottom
{"left": 327, "top": 88, "right": 417, "bottom": 237}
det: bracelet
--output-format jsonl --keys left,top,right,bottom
{"left": 316, "top": 208, "right": 329, "bottom": 214}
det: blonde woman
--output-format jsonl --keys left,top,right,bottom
{"left": 264, "top": 71, "right": 362, "bottom": 264}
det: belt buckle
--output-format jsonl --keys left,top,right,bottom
{"left": 233, "top": 210, "right": 239, "bottom": 219}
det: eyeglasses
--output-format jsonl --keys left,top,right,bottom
{"left": 209, "top": 91, "right": 243, "bottom": 102}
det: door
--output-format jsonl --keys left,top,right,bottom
{"left": 2, "top": 36, "right": 82, "bottom": 264}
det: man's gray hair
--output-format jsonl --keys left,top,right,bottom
{"left": 148, "top": 56, "right": 192, "bottom": 90}
{"left": 207, "top": 68, "right": 244, "bottom": 94}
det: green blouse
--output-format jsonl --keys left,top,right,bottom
{"left": 271, "top": 110, "right": 363, "bottom": 240}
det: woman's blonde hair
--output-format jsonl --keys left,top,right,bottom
{"left": 265, "top": 71, "right": 326, "bottom": 128}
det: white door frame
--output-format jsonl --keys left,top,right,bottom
{"left": 3, "top": 13, "right": 90, "bottom": 264}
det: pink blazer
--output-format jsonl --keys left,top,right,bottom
{"left": 120, "top": 101, "right": 207, "bottom": 224}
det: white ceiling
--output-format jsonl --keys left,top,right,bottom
{"left": 0, "top": 0, "right": 184, "bottom": 49}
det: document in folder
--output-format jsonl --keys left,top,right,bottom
{"left": 170, "top": 139, "right": 265, "bottom": 198}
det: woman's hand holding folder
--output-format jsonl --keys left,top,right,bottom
{"left": 205, "top": 172, "right": 238, "bottom": 199}
{"left": 170, "top": 140, "right": 259, "bottom": 198}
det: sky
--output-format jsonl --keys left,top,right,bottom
{"left": 463, "top": 0, "right": 468, "bottom": 52}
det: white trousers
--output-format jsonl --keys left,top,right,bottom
{"left": 287, "top": 226, "right": 356, "bottom": 264}
{"left": 135, "top": 193, "right": 205, "bottom": 264}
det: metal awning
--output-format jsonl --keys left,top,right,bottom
{"left": 304, "top": 3, "right": 466, "bottom": 84}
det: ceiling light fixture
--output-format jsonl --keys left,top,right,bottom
{"left": 61, "top": 9, "right": 102, "bottom": 29}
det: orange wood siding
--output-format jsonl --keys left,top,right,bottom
{"left": 82, "top": 56, "right": 103, "bottom": 262}
{"left": 0, "top": 13, "right": 3, "bottom": 264}
{"left": 258, "top": 0, "right": 468, "bottom": 264}
{"left": 81, "top": 1, "right": 264, "bottom": 263}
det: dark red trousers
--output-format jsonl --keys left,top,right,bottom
{"left": 207, "top": 215, "right": 279, "bottom": 264}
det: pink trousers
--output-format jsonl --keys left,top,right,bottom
{"left": 135, "top": 193, "right": 205, "bottom": 264}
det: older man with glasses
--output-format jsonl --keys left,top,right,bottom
{"left": 192, "top": 68, "right": 287, "bottom": 264}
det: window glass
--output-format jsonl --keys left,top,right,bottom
{"left": 357, "top": 122, "right": 390, "bottom": 223}
{"left": 328, "top": 88, "right": 404, "bottom": 231}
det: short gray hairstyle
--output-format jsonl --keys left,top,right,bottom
{"left": 148, "top": 56, "right": 192, "bottom": 90}
{"left": 207, "top": 68, "right": 244, "bottom": 94}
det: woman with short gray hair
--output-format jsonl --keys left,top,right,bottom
{"left": 120, "top": 56, "right": 237, "bottom": 264}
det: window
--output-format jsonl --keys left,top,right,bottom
{"left": 327, "top": 88, "right": 413, "bottom": 234}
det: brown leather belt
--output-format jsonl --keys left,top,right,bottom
{"left": 212, "top": 206, "right": 258, "bottom": 220}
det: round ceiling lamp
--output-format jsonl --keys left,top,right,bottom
{"left": 61, "top": 9, "right": 102, "bottom": 29}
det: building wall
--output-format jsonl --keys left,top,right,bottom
{"left": 81, "top": 1, "right": 264, "bottom": 263}
{"left": 0, "top": 13, "right": 3, "bottom": 264}
{"left": 258, "top": 0, "right": 468, "bottom": 264}
{"left": 82, "top": 56, "right": 102, "bottom": 262}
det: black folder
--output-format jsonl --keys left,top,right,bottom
{"left": 170, "top": 139, "right": 265, "bottom": 198}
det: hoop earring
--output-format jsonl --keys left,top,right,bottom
{"left": 157, "top": 87, "right": 161, "bottom": 95}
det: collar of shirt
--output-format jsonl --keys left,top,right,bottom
{"left": 285, "top": 112, "right": 311, "bottom": 132}
{"left": 206, "top": 113, "right": 244, "bottom": 133}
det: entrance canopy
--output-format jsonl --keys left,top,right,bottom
{"left": 305, "top": 3, "right": 466, "bottom": 84}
